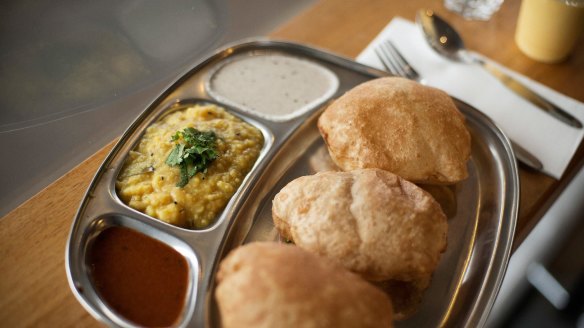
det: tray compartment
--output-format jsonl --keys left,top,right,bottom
{"left": 69, "top": 214, "right": 199, "bottom": 328}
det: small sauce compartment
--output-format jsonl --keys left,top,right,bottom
{"left": 206, "top": 52, "right": 339, "bottom": 121}
{"left": 114, "top": 100, "right": 269, "bottom": 230}
{"left": 85, "top": 221, "right": 195, "bottom": 327}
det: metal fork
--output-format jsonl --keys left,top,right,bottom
{"left": 374, "top": 40, "right": 544, "bottom": 172}
{"left": 375, "top": 40, "right": 422, "bottom": 82}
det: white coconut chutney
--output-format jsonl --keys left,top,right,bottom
{"left": 207, "top": 53, "right": 338, "bottom": 121}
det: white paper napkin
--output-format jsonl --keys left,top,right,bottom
{"left": 357, "top": 17, "right": 584, "bottom": 179}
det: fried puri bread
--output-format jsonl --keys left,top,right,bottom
{"left": 215, "top": 242, "right": 393, "bottom": 328}
{"left": 317, "top": 77, "right": 471, "bottom": 185}
{"left": 308, "top": 144, "right": 341, "bottom": 173}
{"left": 272, "top": 168, "right": 448, "bottom": 283}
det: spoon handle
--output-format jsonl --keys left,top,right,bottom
{"left": 475, "top": 58, "right": 582, "bottom": 129}
{"left": 510, "top": 140, "right": 543, "bottom": 172}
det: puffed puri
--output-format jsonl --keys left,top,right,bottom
{"left": 215, "top": 242, "right": 393, "bottom": 328}
{"left": 271, "top": 168, "right": 448, "bottom": 283}
{"left": 317, "top": 77, "right": 471, "bottom": 185}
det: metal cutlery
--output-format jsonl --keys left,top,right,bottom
{"left": 416, "top": 9, "right": 582, "bottom": 129}
{"left": 374, "top": 40, "right": 544, "bottom": 172}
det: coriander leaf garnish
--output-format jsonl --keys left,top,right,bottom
{"left": 165, "top": 127, "right": 218, "bottom": 187}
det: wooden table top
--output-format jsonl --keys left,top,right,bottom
{"left": 2, "top": 0, "right": 583, "bottom": 326}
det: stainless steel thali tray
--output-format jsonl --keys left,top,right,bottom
{"left": 65, "top": 39, "right": 519, "bottom": 328}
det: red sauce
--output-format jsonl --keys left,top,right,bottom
{"left": 89, "top": 226, "right": 189, "bottom": 327}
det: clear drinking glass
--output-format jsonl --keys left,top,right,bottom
{"left": 444, "top": 0, "right": 505, "bottom": 20}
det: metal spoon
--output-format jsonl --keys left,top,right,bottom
{"left": 416, "top": 9, "right": 582, "bottom": 129}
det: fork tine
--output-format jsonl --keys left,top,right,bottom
{"left": 384, "top": 41, "right": 421, "bottom": 81}
{"left": 374, "top": 44, "right": 401, "bottom": 76}
{"left": 374, "top": 43, "right": 404, "bottom": 77}
{"left": 380, "top": 41, "right": 409, "bottom": 78}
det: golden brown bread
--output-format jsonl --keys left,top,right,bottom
{"left": 308, "top": 144, "right": 340, "bottom": 173}
{"left": 317, "top": 77, "right": 471, "bottom": 185}
{"left": 272, "top": 168, "right": 448, "bottom": 283}
{"left": 215, "top": 242, "right": 393, "bottom": 328}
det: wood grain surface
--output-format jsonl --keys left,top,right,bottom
{"left": 1, "top": 0, "right": 583, "bottom": 326}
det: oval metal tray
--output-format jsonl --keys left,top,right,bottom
{"left": 65, "top": 39, "right": 519, "bottom": 328}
